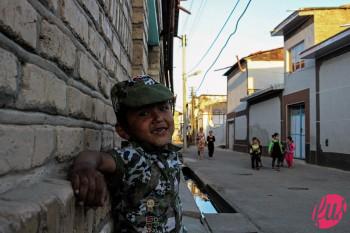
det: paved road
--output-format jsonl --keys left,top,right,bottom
{"left": 183, "top": 146, "right": 350, "bottom": 233}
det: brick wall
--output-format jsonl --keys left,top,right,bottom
{"left": 0, "top": 0, "right": 136, "bottom": 232}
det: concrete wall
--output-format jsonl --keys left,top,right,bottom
{"left": 249, "top": 97, "right": 281, "bottom": 146}
{"left": 235, "top": 116, "right": 247, "bottom": 140}
{"left": 284, "top": 21, "right": 317, "bottom": 151}
{"left": 0, "top": 0, "right": 161, "bottom": 232}
{"left": 247, "top": 60, "right": 284, "bottom": 89}
{"left": 312, "top": 9, "right": 350, "bottom": 44}
{"left": 319, "top": 51, "right": 350, "bottom": 154}
{"left": 227, "top": 71, "right": 247, "bottom": 114}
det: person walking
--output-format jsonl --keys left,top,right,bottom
{"left": 285, "top": 136, "right": 295, "bottom": 168}
{"left": 249, "top": 137, "right": 262, "bottom": 170}
{"left": 268, "top": 133, "right": 284, "bottom": 170}
{"left": 207, "top": 130, "right": 216, "bottom": 159}
{"left": 196, "top": 127, "right": 206, "bottom": 159}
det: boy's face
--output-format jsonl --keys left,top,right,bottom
{"left": 123, "top": 102, "right": 174, "bottom": 147}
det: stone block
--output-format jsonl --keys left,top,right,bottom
{"left": 132, "top": 7, "right": 146, "bottom": 24}
{"left": 45, "top": 0, "right": 60, "bottom": 14}
{"left": 79, "top": 52, "right": 98, "bottom": 90}
{"left": 101, "top": 130, "right": 114, "bottom": 151}
{"left": 88, "top": 26, "right": 106, "bottom": 64}
{"left": 32, "top": 126, "right": 56, "bottom": 167}
{"left": 132, "top": 24, "right": 144, "bottom": 40}
{"left": 109, "top": 0, "right": 117, "bottom": 27}
{"left": 132, "top": 0, "right": 144, "bottom": 9}
{"left": 0, "top": 217, "right": 12, "bottom": 233}
{"left": 61, "top": 0, "right": 89, "bottom": 43}
{"left": 0, "top": 125, "right": 34, "bottom": 175}
{"left": 100, "top": 0, "right": 110, "bottom": 12}
{"left": 112, "top": 34, "right": 121, "bottom": 57}
{"left": 0, "top": 200, "right": 40, "bottom": 233}
{"left": 67, "top": 86, "right": 83, "bottom": 117}
{"left": 17, "top": 64, "right": 67, "bottom": 114}
{"left": 98, "top": 70, "right": 111, "bottom": 98}
{"left": 120, "top": 49, "right": 131, "bottom": 73}
{"left": 101, "top": 14, "right": 113, "bottom": 43}
{"left": 81, "top": 0, "right": 100, "bottom": 23}
{"left": 105, "top": 49, "right": 116, "bottom": 74}
{"left": 113, "top": 6, "right": 120, "bottom": 31}
{"left": 56, "top": 127, "right": 84, "bottom": 162}
{"left": 82, "top": 93, "right": 93, "bottom": 119}
{"left": 67, "top": 86, "right": 93, "bottom": 119}
{"left": 114, "top": 133, "right": 121, "bottom": 148}
{"left": 105, "top": 105, "right": 116, "bottom": 126}
{"left": 0, "top": 48, "right": 18, "bottom": 100}
{"left": 93, "top": 98, "right": 106, "bottom": 123}
{"left": 115, "top": 60, "right": 124, "bottom": 81}
{"left": 0, "top": 180, "right": 76, "bottom": 233}
{"left": 0, "top": 0, "right": 38, "bottom": 48}
{"left": 39, "top": 20, "right": 76, "bottom": 70}
{"left": 84, "top": 128, "right": 101, "bottom": 150}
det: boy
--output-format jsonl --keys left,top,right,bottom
{"left": 268, "top": 133, "right": 284, "bottom": 170}
{"left": 249, "top": 137, "right": 262, "bottom": 170}
{"left": 70, "top": 75, "right": 185, "bottom": 233}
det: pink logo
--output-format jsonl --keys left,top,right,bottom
{"left": 312, "top": 194, "right": 347, "bottom": 229}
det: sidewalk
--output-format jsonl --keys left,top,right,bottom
{"left": 182, "top": 146, "right": 350, "bottom": 233}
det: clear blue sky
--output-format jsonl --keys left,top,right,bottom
{"left": 173, "top": 0, "right": 350, "bottom": 111}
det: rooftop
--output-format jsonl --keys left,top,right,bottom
{"left": 271, "top": 5, "right": 350, "bottom": 36}
{"left": 223, "top": 47, "right": 283, "bottom": 76}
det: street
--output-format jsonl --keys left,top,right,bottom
{"left": 183, "top": 146, "right": 350, "bottom": 233}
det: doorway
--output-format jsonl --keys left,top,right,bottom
{"left": 289, "top": 104, "right": 305, "bottom": 159}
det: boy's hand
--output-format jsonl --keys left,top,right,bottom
{"left": 70, "top": 165, "right": 108, "bottom": 207}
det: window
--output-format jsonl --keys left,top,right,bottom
{"left": 247, "top": 77, "right": 255, "bottom": 95}
{"left": 289, "top": 42, "right": 305, "bottom": 72}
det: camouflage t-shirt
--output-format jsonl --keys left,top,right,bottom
{"left": 108, "top": 142, "right": 184, "bottom": 233}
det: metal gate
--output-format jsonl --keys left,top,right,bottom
{"left": 289, "top": 104, "right": 305, "bottom": 159}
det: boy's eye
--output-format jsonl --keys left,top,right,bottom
{"left": 138, "top": 111, "right": 149, "bottom": 117}
{"left": 159, "top": 104, "right": 170, "bottom": 111}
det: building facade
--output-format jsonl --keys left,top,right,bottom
{"left": 301, "top": 28, "right": 350, "bottom": 170}
{"left": 0, "top": 0, "right": 178, "bottom": 232}
{"left": 191, "top": 95, "right": 227, "bottom": 146}
{"left": 224, "top": 48, "right": 284, "bottom": 151}
{"left": 271, "top": 5, "right": 350, "bottom": 162}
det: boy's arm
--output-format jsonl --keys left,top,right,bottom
{"left": 70, "top": 151, "right": 117, "bottom": 207}
{"left": 268, "top": 141, "right": 273, "bottom": 154}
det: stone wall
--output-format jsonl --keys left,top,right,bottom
{"left": 0, "top": 0, "right": 134, "bottom": 232}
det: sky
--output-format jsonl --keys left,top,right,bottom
{"left": 173, "top": 0, "right": 350, "bottom": 111}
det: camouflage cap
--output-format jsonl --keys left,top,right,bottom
{"left": 111, "top": 75, "right": 174, "bottom": 113}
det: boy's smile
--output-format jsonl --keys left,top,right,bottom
{"left": 124, "top": 102, "right": 174, "bottom": 147}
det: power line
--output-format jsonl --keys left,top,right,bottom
{"left": 187, "top": 0, "right": 207, "bottom": 37}
{"left": 180, "top": 0, "right": 194, "bottom": 34}
{"left": 196, "top": 0, "right": 253, "bottom": 93}
{"left": 188, "top": 0, "right": 241, "bottom": 73}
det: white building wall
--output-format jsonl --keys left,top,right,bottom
{"left": 227, "top": 71, "right": 247, "bottom": 114}
{"left": 248, "top": 61, "right": 284, "bottom": 89}
{"left": 235, "top": 116, "right": 247, "bottom": 140}
{"left": 228, "top": 122, "right": 234, "bottom": 149}
{"left": 319, "top": 51, "right": 350, "bottom": 154}
{"left": 249, "top": 97, "right": 281, "bottom": 146}
{"left": 284, "top": 22, "right": 317, "bottom": 151}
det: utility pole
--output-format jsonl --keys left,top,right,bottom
{"left": 191, "top": 87, "right": 196, "bottom": 145}
{"left": 182, "top": 35, "right": 187, "bottom": 152}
